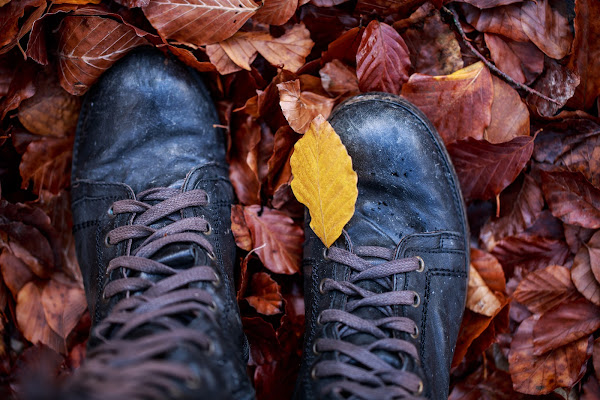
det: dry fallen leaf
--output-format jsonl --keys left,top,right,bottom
{"left": 20, "top": 136, "right": 73, "bottom": 196}
{"left": 572, "top": 233, "right": 600, "bottom": 306}
{"left": 277, "top": 79, "right": 335, "bottom": 134}
{"left": 290, "top": 115, "right": 358, "bottom": 247}
{"left": 245, "top": 272, "right": 283, "bottom": 315}
{"left": 251, "top": 23, "right": 314, "bottom": 73}
{"left": 485, "top": 76, "right": 530, "bottom": 144}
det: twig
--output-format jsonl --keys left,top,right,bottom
{"left": 441, "top": 6, "right": 561, "bottom": 106}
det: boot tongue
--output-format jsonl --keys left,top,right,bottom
{"left": 340, "top": 213, "right": 405, "bottom": 369}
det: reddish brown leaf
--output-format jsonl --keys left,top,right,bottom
{"left": 168, "top": 46, "right": 217, "bottom": 72}
{"left": 245, "top": 272, "right": 283, "bottom": 315}
{"left": 447, "top": 136, "right": 534, "bottom": 201}
{"left": 0, "top": 60, "right": 36, "bottom": 120}
{"left": 217, "top": 32, "right": 261, "bottom": 71}
{"left": 541, "top": 171, "right": 600, "bottom": 229}
{"left": 509, "top": 316, "right": 591, "bottom": 395}
{"left": 401, "top": 62, "right": 494, "bottom": 144}
{"left": 467, "top": 264, "right": 501, "bottom": 316}
{"left": 318, "top": 60, "right": 359, "bottom": 97}
{"left": 513, "top": 265, "right": 580, "bottom": 315}
{"left": 520, "top": 0, "right": 573, "bottom": 60}
{"left": 231, "top": 204, "right": 252, "bottom": 251}
{"left": 242, "top": 316, "right": 280, "bottom": 365}
{"left": 533, "top": 118, "right": 600, "bottom": 187}
{"left": 526, "top": 58, "right": 580, "bottom": 118}
{"left": 18, "top": 71, "right": 81, "bottom": 137}
{"left": 400, "top": 6, "right": 464, "bottom": 76}
{"left": 254, "top": 0, "right": 297, "bottom": 25}
{"left": 206, "top": 43, "right": 243, "bottom": 75}
{"left": 455, "top": 0, "right": 523, "bottom": 7}
{"left": 277, "top": 79, "right": 335, "bottom": 134}
{"left": 20, "top": 136, "right": 73, "bottom": 196}
{"left": 594, "top": 337, "right": 600, "bottom": 382}
{"left": 484, "top": 33, "right": 544, "bottom": 85}
{"left": 354, "top": 0, "right": 428, "bottom": 18}
{"left": 587, "top": 231, "right": 600, "bottom": 283}
{"left": 41, "top": 277, "right": 86, "bottom": 339}
{"left": 356, "top": 20, "right": 411, "bottom": 95}
{"left": 572, "top": 233, "right": 600, "bottom": 306}
{"left": 143, "top": 0, "right": 259, "bottom": 46}
{"left": 0, "top": 250, "right": 35, "bottom": 297}
{"left": 582, "top": 376, "right": 600, "bottom": 400}
{"left": 266, "top": 126, "right": 299, "bottom": 194}
{"left": 491, "top": 232, "right": 570, "bottom": 276}
{"left": 480, "top": 175, "right": 543, "bottom": 250}
{"left": 471, "top": 248, "right": 505, "bottom": 293}
{"left": 242, "top": 205, "right": 303, "bottom": 275}
{"left": 533, "top": 298, "right": 600, "bottom": 355}
{"left": 449, "top": 366, "right": 520, "bottom": 400}
{"left": 0, "top": 224, "right": 55, "bottom": 280}
{"left": 57, "top": 16, "right": 149, "bottom": 95}
{"left": 229, "top": 157, "right": 261, "bottom": 205}
{"left": 322, "top": 26, "right": 365, "bottom": 66}
{"left": 460, "top": 2, "right": 529, "bottom": 42}
{"left": 16, "top": 281, "right": 65, "bottom": 353}
{"left": 251, "top": 23, "right": 314, "bottom": 73}
{"left": 0, "top": 0, "right": 46, "bottom": 53}
{"left": 113, "top": 0, "right": 148, "bottom": 7}
{"left": 485, "top": 76, "right": 529, "bottom": 144}
{"left": 564, "top": 223, "right": 595, "bottom": 254}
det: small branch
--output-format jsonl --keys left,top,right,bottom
{"left": 441, "top": 6, "right": 561, "bottom": 106}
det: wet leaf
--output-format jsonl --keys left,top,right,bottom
{"left": 526, "top": 58, "right": 580, "bottom": 118}
{"left": 447, "top": 136, "right": 534, "bottom": 202}
{"left": 143, "top": 0, "right": 259, "bottom": 46}
{"left": 401, "top": 62, "right": 494, "bottom": 144}
{"left": 485, "top": 76, "right": 529, "bottom": 144}
{"left": 254, "top": 0, "right": 297, "bottom": 25}
{"left": 355, "top": 20, "right": 411, "bottom": 95}
{"left": 57, "top": 16, "right": 149, "bottom": 95}
{"left": 245, "top": 272, "right": 283, "bottom": 315}
{"left": 509, "top": 316, "right": 591, "bottom": 395}
{"left": 20, "top": 136, "right": 73, "bottom": 196}
{"left": 540, "top": 171, "right": 600, "bottom": 229}
{"left": 520, "top": 0, "right": 573, "bottom": 60}
{"left": 319, "top": 60, "right": 359, "bottom": 97}
{"left": 572, "top": 233, "right": 600, "bottom": 306}
{"left": 533, "top": 298, "right": 600, "bottom": 355}
{"left": 513, "top": 265, "right": 580, "bottom": 315}
{"left": 243, "top": 205, "right": 303, "bottom": 274}
{"left": 290, "top": 115, "right": 358, "bottom": 247}
{"left": 277, "top": 79, "right": 335, "bottom": 134}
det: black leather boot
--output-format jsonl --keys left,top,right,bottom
{"left": 66, "top": 49, "right": 255, "bottom": 400}
{"left": 294, "top": 93, "right": 469, "bottom": 400}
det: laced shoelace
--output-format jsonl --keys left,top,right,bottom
{"left": 68, "top": 187, "right": 220, "bottom": 399}
{"left": 312, "top": 245, "right": 426, "bottom": 400}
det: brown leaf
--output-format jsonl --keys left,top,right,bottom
{"left": 564, "top": 223, "right": 596, "bottom": 255}
{"left": 526, "top": 58, "right": 580, "bottom": 118}
{"left": 265, "top": 126, "right": 299, "bottom": 195}
{"left": 318, "top": 60, "right": 359, "bottom": 97}
{"left": 480, "top": 175, "right": 543, "bottom": 250}
{"left": 254, "top": 0, "right": 297, "bottom": 25}
{"left": 356, "top": 20, "right": 411, "bottom": 95}
{"left": 16, "top": 281, "right": 66, "bottom": 353}
{"left": 401, "top": 62, "right": 494, "bottom": 144}
{"left": 57, "top": 16, "right": 149, "bottom": 95}
{"left": 243, "top": 205, "right": 303, "bottom": 274}
{"left": 0, "top": 250, "right": 35, "bottom": 297}
{"left": 245, "top": 272, "right": 283, "bottom": 315}
{"left": 251, "top": 23, "right": 314, "bottom": 73}
{"left": 41, "top": 278, "right": 86, "bottom": 339}
{"left": 143, "top": 0, "right": 259, "bottom": 46}
{"left": 471, "top": 247, "right": 505, "bottom": 293}
{"left": 168, "top": 46, "right": 217, "bottom": 72}
{"left": 206, "top": 43, "right": 243, "bottom": 75}
{"left": 595, "top": 338, "right": 600, "bottom": 382}
{"left": 582, "top": 376, "right": 600, "bottom": 400}
{"left": 447, "top": 136, "right": 534, "bottom": 202}
{"left": 509, "top": 316, "right": 591, "bottom": 395}
{"left": 20, "top": 136, "right": 73, "bottom": 196}
{"left": 0, "top": 0, "right": 46, "bottom": 54}
{"left": 0, "top": 60, "right": 36, "bottom": 120}
{"left": 231, "top": 205, "right": 252, "bottom": 251}
{"left": 467, "top": 263, "right": 501, "bottom": 317}
{"left": 277, "top": 79, "right": 335, "bottom": 134}
{"left": 484, "top": 33, "right": 544, "bottom": 85}
{"left": 242, "top": 316, "right": 280, "bottom": 365}
{"left": 491, "top": 232, "right": 570, "bottom": 276}
{"left": 519, "top": 0, "right": 573, "bottom": 60}
{"left": 455, "top": 0, "right": 523, "bottom": 7}
{"left": 572, "top": 232, "right": 600, "bottom": 306}
{"left": 322, "top": 26, "right": 365, "bottom": 66}
{"left": 400, "top": 7, "right": 464, "bottom": 76}
{"left": 485, "top": 76, "right": 529, "bottom": 144}
{"left": 18, "top": 71, "right": 81, "bottom": 137}
{"left": 218, "top": 32, "right": 261, "bottom": 71}
{"left": 587, "top": 231, "right": 600, "bottom": 283}
{"left": 533, "top": 298, "right": 600, "bottom": 355}
{"left": 229, "top": 157, "right": 261, "bottom": 205}
{"left": 354, "top": 0, "right": 428, "bottom": 18}
{"left": 540, "top": 171, "right": 600, "bottom": 229}
{"left": 513, "top": 265, "right": 580, "bottom": 315}
{"left": 0, "top": 224, "right": 54, "bottom": 280}
{"left": 460, "top": 2, "right": 529, "bottom": 42}
{"left": 533, "top": 118, "right": 600, "bottom": 187}
{"left": 449, "top": 365, "right": 520, "bottom": 400}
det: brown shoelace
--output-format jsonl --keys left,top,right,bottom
{"left": 68, "top": 187, "right": 220, "bottom": 399}
{"left": 312, "top": 245, "right": 425, "bottom": 400}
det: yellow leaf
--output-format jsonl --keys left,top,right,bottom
{"left": 290, "top": 115, "right": 358, "bottom": 248}
{"left": 466, "top": 264, "right": 502, "bottom": 317}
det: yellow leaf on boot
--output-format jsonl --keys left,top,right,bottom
{"left": 290, "top": 115, "right": 358, "bottom": 248}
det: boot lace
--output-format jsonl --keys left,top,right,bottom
{"left": 312, "top": 245, "right": 425, "bottom": 400}
{"left": 68, "top": 187, "right": 220, "bottom": 399}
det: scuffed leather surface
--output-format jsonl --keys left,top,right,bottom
{"left": 71, "top": 50, "right": 253, "bottom": 400}
{"left": 295, "top": 93, "right": 469, "bottom": 400}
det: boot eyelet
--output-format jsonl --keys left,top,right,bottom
{"left": 207, "top": 251, "right": 217, "bottom": 261}
{"left": 411, "top": 325, "right": 419, "bottom": 339}
{"left": 412, "top": 292, "right": 421, "bottom": 308}
{"left": 310, "top": 366, "right": 318, "bottom": 380}
{"left": 203, "top": 224, "right": 212, "bottom": 236}
{"left": 415, "top": 256, "right": 425, "bottom": 272}
{"left": 318, "top": 278, "right": 327, "bottom": 294}
{"left": 312, "top": 342, "right": 320, "bottom": 356}
{"left": 213, "top": 274, "right": 221, "bottom": 288}
{"left": 209, "top": 301, "right": 218, "bottom": 312}
{"left": 415, "top": 380, "right": 424, "bottom": 395}
{"left": 107, "top": 206, "right": 116, "bottom": 219}
{"left": 322, "top": 248, "right": 329, "bottom": 260}
{"left": 104, "top": 233, "right": 113, "bottom": 247}
{"left": 207, "top": 341, "right": 216, "bottom": 356}
{"left": 316, "top": 313, "right": 324, "bottom": 325}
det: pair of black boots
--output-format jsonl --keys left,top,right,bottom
{"left": 65, "top": 50, "right": 469, "bottom": 400}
